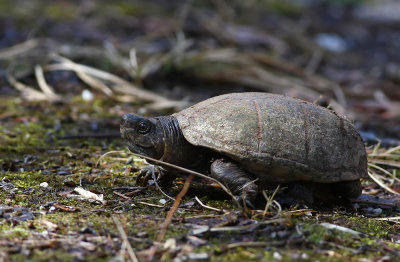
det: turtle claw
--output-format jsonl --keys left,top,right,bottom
{"left": 136, "top": 165, "right": 155, "bottom": 186}
{"left": 275, "top": 195, "right": 308, "bottom": 209}
{"left": 235, "top": 196, "right": 255, "bottom": 209}
{"left": 136, "top": 165, "right": 174, "bottom": 187}
{"left": 275, "top": 182, "right": 314, "bottom": 208}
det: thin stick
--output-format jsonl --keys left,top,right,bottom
{"left": 369, "top": 159, "right": 400, "bottom": 169}
{"left": 262, "top": 185, "right": 280, "bottom": 218}
{"left": 148, "top": 165, "right": 175, "bottom": 201}
{"left": 370, "top": 142, "right": 381, "bottom": 156}
{"left": 195, "top": 196, "right": 223, "bottom": 213}
{"left": 136, "top": 201, "right": 164, "bottom": 208}
{"left": 384, "top": 145, "right": 400, "bottom": 155}
{"left": 224, "top": 241, "right": 285, "bottom": 249}
{"left": 368, "top": 163, "right": 400, "bottom": 184}
{"left": 97, "top": 150, "right": 127, "bottom": 166}
{"left": 375, "top": 217, "right": 400, "bottom": 221}
{"left": 312, "top": 95, "right": 323, "bottom": 105}
{"left": 113, "top": 191, "right": 131, "bottom": 200}
{"left": 157, "top": 175, "right": 194, "bottom": 242}
{"left": 34, "top": 64, "right": 61, "bottom": 100}
{"left": 112, "top": 216, "right": 139, "bottom": 262}
{"left": 7, "top": 71, "right": 49, "bottom": 101}
{"left": 210, "top": 218, "right": 285, "bottom": 232}
{"left": 0, "top": 38, "right": 52, "bottom": 59}
{"left": 368, "top": 171, "right": 400, "bottom": 195}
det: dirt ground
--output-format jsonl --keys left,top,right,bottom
{"left": 1, "top": 0, "right": 400, "bottom": 261}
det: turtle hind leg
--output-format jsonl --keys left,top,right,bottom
{"left": 210, "top": 159, "right": 258, "bottom": 207}
{"left": 275, "top": 182, "right": 315, "bottom": 208}
{"left": 275, "top": 180, "right": 362, "bottom": 208}
{"left": 314, "top": 180, "right": 363, "bottom": 203}
{"left": 334, "top": 180, "right": 362, "bottom": 199}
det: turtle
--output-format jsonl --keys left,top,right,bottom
{"left": 120, "top": 92, "right": 367, "bottom": 207}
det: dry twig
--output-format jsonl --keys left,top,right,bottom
{"left": 194, "top": 196, "right": 224, "bottom": 213}
{"left": 113, "top": 216, "right": 139, "bottom": 262}
{"left": 34, "top": 64, "right": 61, "bottom": 101}
{"left": 368, "top": 145, "right": 400, "bottom": 195}
{"left": 156, "top": 175, "right": 194, "bottom": 242}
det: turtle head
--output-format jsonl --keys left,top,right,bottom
{"left": 120, "top": 114, "right": 165, "bottom": 159}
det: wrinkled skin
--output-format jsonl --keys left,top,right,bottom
{"left": 120, "top": 93, "right": 367, "bottom": 208}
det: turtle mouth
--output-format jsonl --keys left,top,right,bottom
{"left": 122, "top": 130, "right": 154, "bottom": 149}
{"left": 120, "top": 127, "right": 157, "bottom": 158}
{"left": 126, "top": 141, "right": 159, "bottom": 159}
{"left": 127, "top": 142, "right": 146, "bottom": 155}
{"left": 120, "top": 126, "right": 134, "bottom": 143}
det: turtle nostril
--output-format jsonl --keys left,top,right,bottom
{"left": 121, "top": 114, "right": 132, "bottom": 127}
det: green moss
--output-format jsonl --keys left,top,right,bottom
{"left": 44, "top": 3, "right": 79, "bottom": 21}
{"left": 11, "top": 249, "right": 76, "bottom": 262}
{"left": 347, "top": 217, "right": 392, "bottom": 239}
{"left": 0, "top": 223, "right": 31, "bottom": 239}
{"left": 224, "top": 248, "right": 267, "bottom": 261}
{"left": 99, "top": 1, "right": 164, "bottom": 16}
{"left": 263, "top": 0, "right": 302, "bottom": 16}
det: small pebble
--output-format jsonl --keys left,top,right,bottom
{"left": 136, "top": 231, "right": 148, "bottom": 238}
{"left": 273, "top": 252, "right": 282, "bottom": 261}
{"left": 82, "top": 89, "right": 93, "bottom": 101}
{"left": 315, "top": 33, "right": 348, "bottom": 52}
{"left": 191, "top": 225, "right": 209, "bottom": 235}
{"left": 173, "top": 256, "right": 185, "bottom": 262}
{"left": 187, "top": 253, "right": 209, "bottom": 260}
{"left": 39, "top": 182, "right": 49, "bottom": 188}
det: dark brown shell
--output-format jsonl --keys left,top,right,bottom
{"left": 174, "top": 92, "right": 367, "bottom": 183}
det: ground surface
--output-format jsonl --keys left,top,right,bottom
{"left": 1, "top": 0, "right": 400, "bottom": 261}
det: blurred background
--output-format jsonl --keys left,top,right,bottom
{"left": 1, "top": 0, "right": 400, "bottom": 142}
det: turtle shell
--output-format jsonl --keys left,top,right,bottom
{"left": 174, "top": 92, "right": 367, "bottom": 184}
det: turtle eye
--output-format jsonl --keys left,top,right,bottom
{"left": 136, "top": 120, "right": 151, "bottom": 134}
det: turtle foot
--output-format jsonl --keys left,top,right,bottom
{"left": 136, "top": 165, "right": 173, "bottom": 187}
{"left": 275, "top": 182, "right": 314, "bottom": 208}
{"left": 235, "top": 195, "right": 255, "bottom": 209}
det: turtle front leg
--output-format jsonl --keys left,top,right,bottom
{"left": 136, "top": 165, "right": 175, "bottom": 187}
{"left": 210, "top": 159, "right": 258, "bottom": 207}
